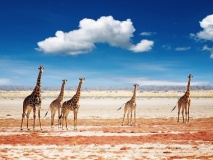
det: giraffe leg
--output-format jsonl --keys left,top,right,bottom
{"left": 122, "top": 106, "right": 127, "bottom": 126}
{"left": 65, "top": 115, "right": 68, "bottom": 130}
{"left": 33, "top": 107, "right": 36, "bottom": 130}
{"left": 65, "top": 110, "right": 70, "bottom": 130}
{"left": 177, "top": 102, "right": 181, "bottom": 122}
{"left": 130, "top": 109, "right": 133, "bottom": 126}
{"left": 127, "top": 110, "right": 130, "bottom": 126}
{"left": 185, "top": 106, "right": 188, "bottom": 123}
{"left": 64, "top": 111, "right": 68, "bottom": 130}
{"left": 51, "top": 112, "right": 55, "bottom": 128}
{"left": 20, "top": 105, "right": 28, "bottom": 130}
{"left": 58, "top": 107, "right": 61, "bottom": 128}
{"left": 26, "top": 106, "right": 32, "bottom": 130}
{"left": 61, "top": 114, "right": 64, "bottom": 130}
{"left": 134, "top": 108, "right": 136, "bottom": 124}
{"left": 26, "top": 113, "right": 30, "bottom": 130}
{"left": 20, "top": 114, "right": 24, "bottom": 130}
{"left": 74, "top": 109, "right": 78, "bottom": 130}
{"left": 38, "top": 106, "right": 42, "bottom": 130}
{"left": 188, "top": 100, "right": 190, "bottom": 123}
{"left": 182, "top": 107, "right": 184, "bottom": 123}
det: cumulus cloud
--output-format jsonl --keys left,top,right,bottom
{"left": 175, "top": 47, "right": 191, "bottom": 51}
{"left": 202, "top": 45, "right": 213, "bottom": 58}
{"left": 129, "top": 40, "right": 154, "bottom": 52}
{"left": 37, "top": 16, "right": 154, "bottom": 55}
{"left": 190, "top": 14, "right": 213, "bottom": 58}
{"left": 191, "top": 14, "right": 213, "bottom": 41}
{"left": 196, "top": 14, "right": 213, "bottom": 41}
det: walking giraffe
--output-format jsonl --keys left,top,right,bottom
{"left": 45, "top": 79, "right": 67, "bottom": 128}
{"left": 20, "top": 66, "right": 44, "bottom": 130}
{"left": 171, "top": 74, "right": 193, "bottom": 123}
{"left": 117, "top": 84, "right": 139, "bottom": 126}
{"left": 59, "top": 78, "right": 85, "bottom": 130}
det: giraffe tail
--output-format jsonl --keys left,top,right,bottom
{"left": 117, "top": 103, "right": 125, "bottom": 111}
{"left": 58, "top": 106, "right": 63, "bottom": 119}
{"left": 171, "top": 102, "right": 178, "bottom": 112}
{"left": 44, "top": 107, "right": 50, "bottom": 117}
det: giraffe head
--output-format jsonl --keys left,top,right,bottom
{"left": 188, "top": 74, "right": 193, "bottom": 81}
{"left": 38, "top": 66, "right": 44, "bottom": 72}
{"left": 79, "top": 78, "right": 85, "bottom": 83}
{"left": 134, "top": 83, "right": 139, "bottom": 87}
{"left": 62, "top": 79, "right": 67, "bottom": 84}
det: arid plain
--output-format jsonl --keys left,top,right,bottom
{"left": 0, "top": 90, "right": 213, "bottom": 159}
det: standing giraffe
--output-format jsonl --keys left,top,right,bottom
{"left": 45, "top": 79, "right": 67, "bottom": 128}
{"left": 59, "top": 78, "right": 85, "bottom": 130}
{"left": 117, "top": 84, "right": 139, "bottom": 126}
{"left": 20, "top": 66, "right": 44, "bottom": 130}
{"left": 171, "top": 74, "right": 193, "bottom": 123}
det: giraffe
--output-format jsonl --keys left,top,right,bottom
{"left": 117, "top": 84, "right": 139, "bottom": 126}
{"left": 45, "top": 79, "right": 67, "bottom": 128}
{"left": 20, "top": 66, "right": 44, "bottom": 130}
{"left": 59, "top": 78, "right": 85, "bottom": 130}
{"left": 171, "top": 74, "right": 193, "bottom": 123}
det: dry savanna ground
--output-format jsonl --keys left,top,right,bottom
{"left": 0, "top": 90, "right": 213, "bottom": 159}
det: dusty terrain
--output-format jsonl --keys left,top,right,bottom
{"left": 0, "top": 90, "right": 213, "bottom": 159}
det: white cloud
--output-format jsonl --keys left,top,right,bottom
{"left": 140, "top": 32, "right": 156, "bottom": 36}
{"left": 197, "top": 14, "right": 213, "bottom": 41}
{"left": 0, "top": 78, "right": 11, "bottom": 85}
{"left": 202, "top": 45, "right": 213, "bottom": 58}
{"left": 191, "top": 14, "right": 213, "bottom": 41}
{"left": 129, "top": 40, "right": 154, "bottom": 52}
{"left": 175, "top": 47, "right": 191, "bottom": 51}
{"left": 190, "top": 14, "right": 213, "bottom": 58}
{"left": 37, "top": 16, "right": 154, "bottom": 55}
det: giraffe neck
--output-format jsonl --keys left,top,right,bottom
{"left": 73, "top": 81, "right": 83, "bottom": 102}
{"left": 32, "top": 70, "right": 42, "bottom": 95}
{"left": 184, "top": 79, "right": 191, "bottom": 98}
{"left": 131, "top": 86, "right": 137, "bottom": 102}
{"left": 57, "top": 82, "right": 65, "bottom": 101}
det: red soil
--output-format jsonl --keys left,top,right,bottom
{"left": 0, "top": 118, "right": 213, "bottom": 159}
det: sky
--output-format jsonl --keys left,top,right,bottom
{"left": 0, "top": 0, "right": 213, "bottom": 89}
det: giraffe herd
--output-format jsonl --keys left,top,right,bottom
{"left": 20, "top": 66, "right": 193, "bottom": 130}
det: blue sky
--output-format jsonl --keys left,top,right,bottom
{"left": 0, "top": 0, "right": 213, "bottom": 88}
